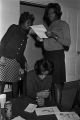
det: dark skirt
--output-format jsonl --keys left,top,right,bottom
{"left": 43, "top": 49, "right": 66, "bottom": 83}
{"left": 0, "top": 57, "right": 20, "bottom": 82}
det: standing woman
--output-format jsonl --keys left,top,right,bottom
{"left": 0, "top": 12, "right": 35, "bottom": 97}
{"left": 42, "top": 3, "right": 71, "bottom": 108}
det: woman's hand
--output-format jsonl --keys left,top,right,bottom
{"left": 45, "top": 31, "right": 52, "bottom": 37}
{"left": 19, "top": 68, "right": 24, "bottom": 75}
{"left": 36, "top": 97, "right": 45, "bottom": 106}
{"left": 45, "top": 31, "right": 58, "bottom": 40}
{"left": 37, "top": 90, "right": 50, "bottom": 98}
{"left": 25, "top": 62, "right": 30, "bottom": 71}
{"left": 36, "top": 36, "right": 43, "bottom": 42}
{"left": 0, "top": 56, "right": 6, "bottom": 66}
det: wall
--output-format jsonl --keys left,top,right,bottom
{"left": 58, "top": 2, "right": 80, "bottom": 82}
{"left": 0, "top": 0, "right": 20, "bottom": 40}
{"left": 75, "top": 9, "right": 80, "bottom": 80}
{"left": 61, "top": 6, "right": 78, "bottom": 82}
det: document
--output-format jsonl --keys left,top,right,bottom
{"left": 24, "top": 103, "right": 37, "bottom": 113}
{"left": 35, "top": 106, "right": 60, "bottom": 116}
{"left": 30, "top": 24, "right": 48, "bottom": 39}
{"left": 55, "top": 112, "right": 80, "bottom": 120}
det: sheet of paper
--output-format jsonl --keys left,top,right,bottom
{"left": 35, "top": 106, "right": 60, "bottom": 116}
{"left": 24, "top": 103, "right": 37, "bottom": 113}
{"left": 12, "top": 116, "right": 25, "bottom": 120}
{"left": 30, "top": 24, "right": 48, "bottom": 39}
{"left": 55, "top": 112, "right": 80, "bottom": 120}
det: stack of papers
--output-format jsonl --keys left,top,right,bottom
{"left": 55, "top": 112, "right": 80, "bottom": 120}
{"left": 35, "top": 106, "right": 60, "bottom": 116}
{"left": 30, "top": 24, "right": 48, "bottom": 39}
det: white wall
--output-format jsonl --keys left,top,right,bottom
{"left": 57, "top": 3, "right": 80, "bottom": 82}
{"left": 60, "top": 6, "right": 77, "bottom": 82}
{"left": 75, "top": 9, "right": 80, "bottom": 80}
{"left": 0, "top": 0, "right": 20, "bottom": 40}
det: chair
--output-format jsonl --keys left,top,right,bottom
{"left": 61, "top": 80, "right": 80, "bottom": 110}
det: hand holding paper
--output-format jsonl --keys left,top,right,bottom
{"left": 30, "top": 24, "right": 48, "bottom": 39}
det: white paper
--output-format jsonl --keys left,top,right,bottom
{"left": 55, "top": 112, "right": 80, "bottom": 120}
{"left": 30, "top": 24, "right": 48, "bottom": 39}
{"left": 35, "top": 106, "right": 60, "bottom": 116}
{"left": 12, "top": 116, "right": 25, "bottom": 120}
{"left": 24, "top": 103, "right": 37, "bottom": 113}
{"left": 0, "top": 94, "right": 6, "bottom": 108}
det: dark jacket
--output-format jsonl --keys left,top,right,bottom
{"left": 27, "top": 70, "right": 52, "bottom": 99}
{"left": 0, "top": 24, "right": 27, "bottom": 67}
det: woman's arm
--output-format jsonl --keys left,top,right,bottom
{"left": 1, "top": 24, "right": 16, "bottom": 47}
{"left": 45, "top": 22, "right": 71, "bottom": 51}
{"left": 51, "top": 22, "right": 71, "bottom": 47}
{"left": 30, "top": 33, "right": 44, "bottom": 48}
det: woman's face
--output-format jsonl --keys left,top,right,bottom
{"left": 39, "top": 70, "right": 49, "bottom": 80}
{"left": 48, "top": 8, "right": 56, "bottom": 22}
{"left": 22, "top": 19, "right": 33, "bottom": 31}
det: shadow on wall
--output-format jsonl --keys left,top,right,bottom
{"left": 24, "top": 36, "right": 43, "bottom": 70}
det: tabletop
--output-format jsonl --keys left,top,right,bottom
{"left": 12, "top": 96, "right": 58, "bottom": 120}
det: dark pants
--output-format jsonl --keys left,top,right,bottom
{"left": 0, "top": 81, "right": 5, "bottom": 94}
{"left": 12, "top": 71, "right": 27, "bottom": 98}
{"left": 43, "top": 50, "right": 65, "bottom": 107}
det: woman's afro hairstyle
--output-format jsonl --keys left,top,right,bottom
{"left": 19, "top": 12, "right": 35, "bottom": 25}
{"left": 43, "top": 3, "right": 62, "bottom": 26}
{"left": 34, "top": 59, "right": 54, "bottom": 75}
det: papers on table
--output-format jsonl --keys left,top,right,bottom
{"left": 35, "top": 106, "right": 60, "bottom": 116}
{"left": 12, "top": 116, "right": 25, "bottom": 120}
{"left": 24, "top": 103, "right": 37, "bottom": 113}
{"left": 35, "top": 106, "right": 80, "bottom": 120}
{"left": 13, "top": 105, "right": 80, "bottom": 120}
{"left": 55, "top": 112, "right": 80, "bottom": 120}
{"left": 30, "top": 24, "right": 48, "bottom": 39}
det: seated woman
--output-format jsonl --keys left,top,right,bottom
{"left": 26, "top": 58, "right": 54, "bottom": 107}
